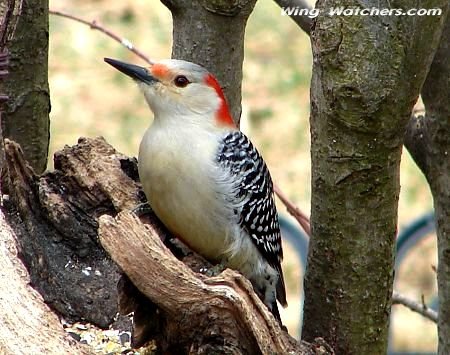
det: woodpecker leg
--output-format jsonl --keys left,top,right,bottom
{"left": 248, "top": 267, "right": 286, "bottom": 326}
{"left": 202, "top": 262, "right": 227, "bottom": 277}
{"left": 259, "top": 285, "right": 285, "bottom": 328}
{"left": 132, "top": 202, "right": 153, "bottom": 216}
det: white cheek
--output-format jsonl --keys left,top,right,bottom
{"left": 184, "top": 86, "right": 220, "bottom": 115}
{"left": 137, "top": 82, "right": 220, "bottom": 128}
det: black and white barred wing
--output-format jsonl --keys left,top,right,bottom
{"left": 216, "top": 131, "right": 287, "bottom": 306}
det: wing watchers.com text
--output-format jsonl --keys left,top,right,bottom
{"left": 281, "top": 7, "right": 443, "bottom": 19}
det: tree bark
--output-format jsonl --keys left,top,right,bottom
{"left": 302, "top": 1, "right": 449, "bottom": 353}
{"left": 1, "top": 137, "right": 332, "bottom": 354}
{"left": 2, "top": 137, "right": 139, "bottom": 328}
{"left": 99, "top": 211, "right": 330, "bottom": 354}
{"left": 0, "top": 0, "right": 50, "bottom": 174}
{"left": 0, "top": 210, "right": 91, "bottom": 355}
{"left": 404, "top": 14, "right": 450, "bottom": 355}
{"left": 161, "top": 0, "right": 257, "bottom": 125}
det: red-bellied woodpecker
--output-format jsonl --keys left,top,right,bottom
{"left": 104, "top": 57, "right": 287, "bottom": 322}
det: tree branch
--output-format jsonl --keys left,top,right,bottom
{"left": 3, "top": 135, "right": 326, "bottom": 353}
{"left": 0, "top": 0, "right": 17, "bottom": 49}
{"left": 403, "top": 12, "right": 450, "bottom": 353}
{"left": 274, "top": 184, "right": 311, "bottom": 237}
{"left": 49, "top": 9, "right": 153, "bottom": 64}
{"left": 273, "top": 0, "right": 312, "bottom": 36}
{"left": 1, "top": 0, "right": 50, "bottom": 173}
{"left": 98, "top": 210, "right": 325, "bottom": 354}
{"left": 3, "top": 138, "right": 136, "bottom": 327}
{"left": 392, "top": 291, "right": 438, "bottom": 323}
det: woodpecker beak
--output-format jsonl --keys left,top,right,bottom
{"left": 104, "top": 58, "right": 157, "bottom": 84}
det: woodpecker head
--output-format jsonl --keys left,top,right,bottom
{"left": 104, "top": 58, "right": 234, "bottom": 128}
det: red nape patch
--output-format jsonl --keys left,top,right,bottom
{"left": 204, "top": 74, "right": 235, "bottom": 127}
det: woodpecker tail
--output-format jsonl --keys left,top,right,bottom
{"left": 273, "top": 265, "right": 287, "bottom": 328}
{"left": 276, "top": 264, "right": 288, "bottom": 308}
{"left": 271, "top": 300, "right": 286, "bottom": 328}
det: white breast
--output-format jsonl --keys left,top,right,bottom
{"left": 138, "top": 122, "right": 235, "bottom": 261}
{"left": 138, "top": 119, "right": 271, "bottom": 287}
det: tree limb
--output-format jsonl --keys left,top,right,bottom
{"left": 3, "top": 138, "right": 134, "bottom": 327}
{"left": 404, "top": 114, "right": 429, "bottom": 177}
{"left": 2, "top": 136, "right": 330, "bottom": 353}
{"left": 49, "top": 9, "right": 152, "bottom": 64}
{"left": 392, "top": 291, "right": 438, "bottom": 323}
{"left": 98, "top": 210, "right": 328, "bottom": 354}
{"left": 0, "top": 0, "right": 50, "bottom": 174}
{"left": 403, "top": 12, "right": 450, "bottom": 354}
{"left": 274, "top": 183, "right": 311, "bottom": 237}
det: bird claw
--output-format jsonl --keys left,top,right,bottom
{"left": 203, "top": 262, "right": 227, "bottom": 277}
{"left": 132, "top": 202, "right": 153, "bottom": 217}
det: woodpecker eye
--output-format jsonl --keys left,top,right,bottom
{"left": 174, "top": 75, "right": 189, "bottom": 88}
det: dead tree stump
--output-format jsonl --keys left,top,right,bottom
{"left": 1, "top": 137, "right": 332, "bottom": 354}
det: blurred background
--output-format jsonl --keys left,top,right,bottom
{"left": 49, "top": 0, "right": 437, "bottom": 352}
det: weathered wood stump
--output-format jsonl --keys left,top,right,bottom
{"left": 1, "top": 137, "right": 332, "bottom": 354}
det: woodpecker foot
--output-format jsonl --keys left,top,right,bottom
{"left": 132, "top": 202, "right": 153, "bottom": 217}
{"left": 201, "top": 262, "right": 227, "bottom": 277}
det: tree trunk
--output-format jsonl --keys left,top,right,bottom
{"left": 0, "top": 0, "right": 50, "bottom": 174}
{"left": 161, "top": 0, "right": 257, "bottom": 125}
{"left": 302, "top": 1, "right": 449, "bottom": 353}
{"left": 405, "top": 14, "right": 450, "bottom": 355}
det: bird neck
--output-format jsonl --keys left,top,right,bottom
{"left": 151, "top": 109, "right": 236, "bottom": 136}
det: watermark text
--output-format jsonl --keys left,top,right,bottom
{"left": 281, "top": 7, "right": 443, "bottom": 19}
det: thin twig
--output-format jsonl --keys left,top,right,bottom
{"left": 273, "top": 184, "right": 311, "bottom": 237}
{"left": 392, "top": 291, "right": 438, "bottom": 323}
{"left": 49, "top": 9, "right": 153, "bottom": 64}
{"left": 273, "top": 0, "right": 313, "bottom": 36}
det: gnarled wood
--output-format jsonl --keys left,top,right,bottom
{"left": 2, "top": 136, "right": 332, "bottom": 354}
{"left": 0, "top": 210, "right": 90, "bottom": 355}
{"left": 99, "top": 210, "right": 329, "bottom": 354}
{"left": 2, "top": 137, "right": 140, "bottom": 327}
